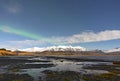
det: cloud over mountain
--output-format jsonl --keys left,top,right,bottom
{"left": 9, "top": 30, "right": 120, "bottom": 44}
{"left": 53, "top": 30, "right": 120, "bottom": 44}
{"left": 1, "top": 26, "right": 120, "bottom": 49}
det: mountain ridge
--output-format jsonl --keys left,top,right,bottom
{"left": 19, "top": 46, "right": 86, "bottom": 52}
{"left": 104, "top": 47, "right": 120, "bottom": 53}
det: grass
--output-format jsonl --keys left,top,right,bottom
{"left": 12, "top": 79, "right": 24, "bottom": 81}
{"left": 96, "top": 73, "right": 116, "bottom": 79}
{"left": 109, "top": 69, "right": 120, "bottom": 74}
{"left": 11, "top": 68, "right": 20, "bottom": 72}
{"left": 46, "top": 73, "right": 57, "bottom": 77}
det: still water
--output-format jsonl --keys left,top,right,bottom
{"left": 0, "top": 56, "right": 118, "bottom": 81}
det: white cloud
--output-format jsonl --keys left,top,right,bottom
{"left": 0, "top": 40, "right": 47, "bottom": 50}
{"left": 1, "top": 30, "right": 120, "bottom": 50}
{"left": 1, "top": 26, "right": 119, "bottom": 45}
{"left": 9, "top": 40, "right": 47, "bottom": 46}
{"left": 52, "top": 30, "right": 120, "bottom": 44}
{"left": 2, "top": 0, "right": 22, "bottom": 13}
{"left": 0, "top": 42, "right": 22, "bottom": 51}
{"left": 8, "top": 30, "right": 120, "bottom": 48}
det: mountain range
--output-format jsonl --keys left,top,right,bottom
{"left": 18, "top": 46, "right": 120, "bottom": 53}
{"left": 19, "top": 46, "right": 86, "bottom": 52}
{"left": 0, "top": 46, "right": 120, "bottom": 56}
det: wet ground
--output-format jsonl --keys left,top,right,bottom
{"left": 0, "top": 56, "right": 120, "bottom": 81}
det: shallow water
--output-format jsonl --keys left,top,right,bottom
{"left": 18, "top": 57, "right": 112, "bottom": 81}
{"left": 0, "top": 56, "right": 119, "bottom": 81}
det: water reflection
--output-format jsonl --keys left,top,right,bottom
{"left": 0, "top": 56, "right": 117, "bottom": 81}
{"left": 18, "top": 58, "right": 112, "bottom": 81}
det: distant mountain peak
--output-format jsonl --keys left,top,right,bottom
{"left": 104, "top": 47, "right": 120, "bottom": 53}
{"left": 115, "top": 47, "right": 120, "bottom": 49}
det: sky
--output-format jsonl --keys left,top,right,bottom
{"left": 0, "top": 0, "right": 120, "bottom": 50}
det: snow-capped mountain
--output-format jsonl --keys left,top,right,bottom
{"left": 104, "top": 47, "right": 120, "bottom": 53}
{"left": 45, "top": 46, "right": 86, "bottom": 51}
{"left": 19, "top": 46, "right": 86, "bottom": 52}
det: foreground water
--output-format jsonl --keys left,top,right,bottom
{"left": 0, "top": 56, "right": 120, "bottom": 81}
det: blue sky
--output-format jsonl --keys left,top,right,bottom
{"left": 0, "top": 0, "right": 120, "bottom": 50}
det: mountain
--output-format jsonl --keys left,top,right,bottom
{"left": 104, "top": 47, "right": 120, "bottom": 53}
{"left": 45, "top": 46, "right": 86, "bottom": 51}
{"left": 19, "top": 46, "right": 86, "bottom": 52}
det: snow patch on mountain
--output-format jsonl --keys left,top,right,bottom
{"left": 19, "top": 46, "right": 86, "bottom": 52}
